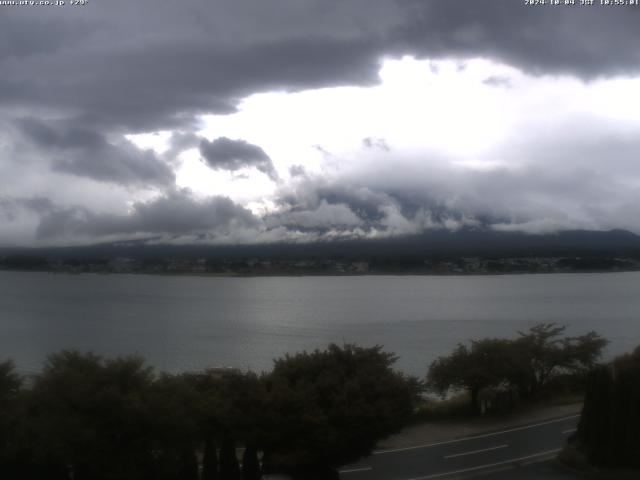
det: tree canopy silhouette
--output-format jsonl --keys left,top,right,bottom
{"left": 427, "top": 323, "right": 607, "bottom": 413}
{"left": 261, "top": 343, "right": 420, "bottom": 471}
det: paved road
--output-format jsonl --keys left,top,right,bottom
{"left": 339, "top": 415, "right": 580, "bottom": 480}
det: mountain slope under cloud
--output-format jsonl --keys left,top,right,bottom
{"left": 2, "top": 229, "right": 640, "bottom": 262}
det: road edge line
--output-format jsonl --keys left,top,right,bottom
{"left": 404, "top": 448, "right": 562, "bottom": 480}
{"left": 374, "top": 415, "right": 579, "bottom": 455}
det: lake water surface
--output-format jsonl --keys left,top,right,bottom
{"left": 1, "top": 270, "right": 639, "bottom": 376}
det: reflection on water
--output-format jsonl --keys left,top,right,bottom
{"left": 1, "top": 271, "right": 639, "bottom": 376}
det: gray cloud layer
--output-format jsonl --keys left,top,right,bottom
{"left": 2, "top": 1, "right": 639, "bottom": 246}
{"left": 34, "top": 190, "right": 259, "bottom": 243}
{"left": 16, "top": 118, "right": 174, "bottom": 186}
{"left": 393, "top": 0, "right": 640, "bottom": 78}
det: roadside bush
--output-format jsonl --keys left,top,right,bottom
{"left": 411, "top": 393, "right": 473, "bottom": 423}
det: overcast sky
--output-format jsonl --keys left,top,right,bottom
{"left": 2, "top": 0, "right": 640, "bottom": 247}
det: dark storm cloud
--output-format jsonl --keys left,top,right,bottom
{"left": 2, "top": 34, "right": 380, "bottom": 133}
{"left": 164, "top": 132, "right": 202, "bottom": 163}
{"left": 200, "top": 137, "right": 279, "bottom": 181}
{"left": 16, "top": 118, "right": 174, "bottom": 186}
{"left": 35, "top": 190, "right": 259, "bottom": 240}
{"left": 2, "top": 0, "right": 636, "bottom": 139}
{"left": 0, "top": 15, "right": 92, "bottom": 61}
{"left": 393, "top": 0, "right": 640, "bottom": 78}
{"left": 0, "top": 196, "right": 54, "bottom": 222}
{"left": 18, "top": 118, "right": 108, "bottom": 150}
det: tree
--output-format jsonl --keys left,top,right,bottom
{"left": 147, "top": 373, "right": 202, "bottom": 479}
{"left": 261, "top": 344, "right": 420, "bottom": 473}
{"left": 0, "top": 360, "right": 22, "bottom": 476}
{"left": 562, "top": 331, "right": 610, "bottom": 372}
{"left": 427, "top": 324, "right": 608, "bottom": 413}
{"left": 26, "top": 351, "right": 157, "bottom": 480}
{"left": 186, "top": 369, "right": 266, "bottom": 449}
{"left": 513, "top": 324, "right": 607, "bottom": 398}
{"left": 0, "top": 360, "right": 20, "bottom": 401}
{"left": 427, "top": 339, "right": 513, "bottom": 413}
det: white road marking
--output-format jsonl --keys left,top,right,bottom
{"left": 562, "top": 428, "right": 577, "bottom": 434}
{"left": 443, "top": 444, "right": 508, "bottom": 459}
{"left": 374, "top": 414, "right": 579, "bottom": 455}
{"left": 339, "top": 466, "right": 373, "bottom": 474}
{"left": 403, "top": 448, "right": 562, "bottom": 480}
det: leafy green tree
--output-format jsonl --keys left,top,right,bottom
{"left": 513, "top": 324, "right": 607, "bottom": 398}
{"left": 427, "top": 339, "right": 513, "bottom": 413}
{"left": 147, "top": 373, "right": 202, "bottom": 479}
{"left": 27, "top": 351, "right": 157, "bottom": 480}
{"left": 0, "top": 360, "right": 20, "bottom": 400}
{"left": 186, "top": 369, "right": 266, "bottom": 449}
{"left": 562, "top": 331, "right": 609, "bottom": 372}
{"left": 261, "top": 344, "right": 420, "bottom": 472}
{"left": 428, "top": 324, "right": 608, "bottom": 412}
{"left": 0, "top": 360, "right": 22, "bottom": 475}
{"left": 427, "top": 323, "right": 607, "bottom": 413}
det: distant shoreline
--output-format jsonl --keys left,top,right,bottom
{"left": 2, "top": 266, "right": 640, "bottom": 278}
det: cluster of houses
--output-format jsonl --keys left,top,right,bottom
{"left": 3, "top": 254, "right": 638, "bottom": 276}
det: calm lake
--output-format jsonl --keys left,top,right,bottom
{"left": 1, "top": 270, "right": 639, "bottom": 376}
